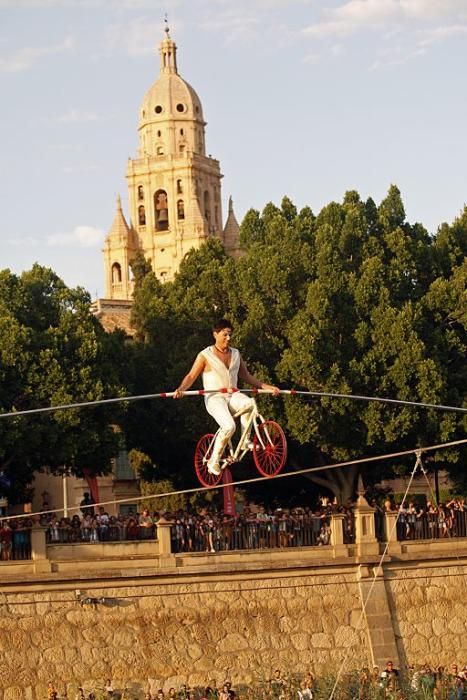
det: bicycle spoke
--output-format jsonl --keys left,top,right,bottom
{"left": 194, "top": 433, "right": 222, "bottom": 487}
{"left": 253, "top": 421, "right": 287, "bottom": 477}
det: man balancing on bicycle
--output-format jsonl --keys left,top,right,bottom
{"left": 174, "top": 319, "right": 279, "bottom": 476}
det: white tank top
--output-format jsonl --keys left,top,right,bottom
{"left": 200, "top": 345, "right": 240, "bottom": 393}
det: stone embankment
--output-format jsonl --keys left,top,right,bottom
{"left": 0, "top": 514, "right": 466, "bottom": 698}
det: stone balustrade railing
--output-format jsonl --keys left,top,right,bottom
{"left": 2, "top": 505, "right": 467, "bottom": 575}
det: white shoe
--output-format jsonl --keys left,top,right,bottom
{"left": 207, "top": 461, "right": 221, "bottom": 476}
{"left": 247, "top": 441, "right": 256, "bottom": 451}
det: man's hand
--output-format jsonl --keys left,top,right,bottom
{"left": 262, "top": 384, "right": 280, "bottom": 396}
{"left": 173, "top": 388, "right": 184, "bottom": 399}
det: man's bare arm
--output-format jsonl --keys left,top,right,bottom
{"left": 173, "top": 354, "right": 206, "bottom": 398}
{"left": 238, "top": 358, "right": 280, "bottom": 395}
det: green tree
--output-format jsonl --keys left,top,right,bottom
{"left": 279, "top": 187, "right": 465, "bottom": 502}
{"left": 123, "top": 188, "right": 466, "bottom": 505}
{"left": 0, "top": 265, "right": 126, "bottom": 502}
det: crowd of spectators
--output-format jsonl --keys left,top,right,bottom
{"left": 1, "top": 493, "right": 467, "bottom": 561}
{"left": 358, "top": 660, "right": 467, "bottom": 700}
{"left": 381, "top": 497, "right": 467, "bottom": 541}
{"left": 167, "top": 503, "right": 342, "bottom": 553}
{"left": 0, "top": 517, "right": 33, "bottom": 560}
{"left": 38, "top": 500, "right": 342, "bottom": 551}
{"left": 44, "top": 662, "right": 467, "bottom": 700}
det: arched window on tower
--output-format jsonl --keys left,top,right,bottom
{"left": 177, "top": 200, "right": 185, "bottom": 220}
{"left": 137, "top": 185, "right": 144, "bottom": 200}
{"left": 138, "top": 205, "right": 146, "bottom": 226}
{"left": 204, "top": 190, "right": 211, "bottom": 224}
{"left": 154, "top": 189, "right": 169, "bottom": 231}
{"left": 179, "top": 144, "right": 185, "bottom": 155}
{"left": 176, "top": 179, "right": 183, "bottom": 194}
{"left": 156, "top": 146, "right": 164, "bottom": 156}
{"left": 112, "top": 263, "right": 122, "bottom": 284}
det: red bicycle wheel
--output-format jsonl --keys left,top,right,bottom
{"left": 194, "top": 433, "right": 223, "bottom": 487}
{"left": 253, "top": 421, "right": 287, "bottom": 477}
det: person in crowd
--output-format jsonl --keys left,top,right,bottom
{"left": 447, "top": 663, "right": 463, "bottom": 700}
{"left": 105, "top": 678, "right": 114, "bottom": 697}
{"left": 47, "top": 680, "right": 58, "bottom": 700}
{"left": 80, "top": 492, "right": 95, "bottom": 516}
{"left": 379, "top": 660, "right": 399, "bottom": 698}
{"left": 270, "top": 669, "right": 286, "bottom": 699}
{"left": 97, "top": 507, "right": 110, "bottom": 541}
{"left": 139, "top": 508, "right": 154, "bottom": 540}
{"left": 0, "top": 520, "right": 12, "bottom": 560}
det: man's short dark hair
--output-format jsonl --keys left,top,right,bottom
{"left": 212, "top": 318, "right": 233, "bottom": 333}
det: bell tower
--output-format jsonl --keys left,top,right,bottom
{"left": 125, "top": 24, "right": 223, "bottom": 284}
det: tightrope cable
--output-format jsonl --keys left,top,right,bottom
{"left": 2, "top": 438, "right": 466, "bottom": 524}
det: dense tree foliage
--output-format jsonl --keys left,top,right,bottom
{"left": 1, "top": 187, "right": 465, "bottom": 506}
{"left": 126, "top": 188, "right": 466, "bottom": 502}
{"left": 0, "top": 265, "right": 126, "bottom": 502}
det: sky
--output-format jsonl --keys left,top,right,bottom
{"left": 1, "top": 0, "right": 466, "bottom": 298}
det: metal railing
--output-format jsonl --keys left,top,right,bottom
{"left": 394, "top": 509, "right": 467, "bottom": 541}
{"left": 45, "top": 524, "right": 156, "bottom": 544}
{"left": 170, "top": 517, "right": 333, "bottom": 553}
{"left": 0, "top": 528, "right": 32, "bottom": 561}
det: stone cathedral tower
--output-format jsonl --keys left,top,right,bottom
{"left": 102, "top": 26, "right": 239, "bottom": 303}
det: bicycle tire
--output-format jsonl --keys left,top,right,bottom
{"left": 253, "top": 421, "right": 287, "bottom": 477}
{"left": 194, "top": 433, "right": 223, "bottom": 487}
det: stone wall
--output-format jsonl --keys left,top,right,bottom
{"left": 0, "top": 564, "right": 367, "bottom": 699}
{"left": 0, "top": 548, "right": 467, "bottom": 699}
{"left": 386, "top": 560, "right": 467, "bottom": 665}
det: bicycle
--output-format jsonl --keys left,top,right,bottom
{"left": 194, "top": 396, "right": 287, "bottom": 487}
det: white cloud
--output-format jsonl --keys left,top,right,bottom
{"left": 400, "top": 0, "right": 467, "bottom": 20}
{"left": 103, "top": 17, "right": 162, "bottom": 56}
{"left": 55, "top": 109, "right": 100, "bottom": 124}
{"left": 301, "top": 0, "right": 467, "bottom": 69}
{"left": 199, "top": 4, "right": 298, "bottom": 47}
{"left": 303, "top": 0, "right": 467, "bottom": 39}
{"left": 370, "top": 45, "right": 426, "bottom": 69}
{"left": 369, "top": 21, "right": 467, "bottom": 68}
{"left": 0, "top": 36, "right": 74, "bottom": 73}
{"left": 417, "top": 23, "right": 467, "bottom": 48}
{"left": 7, "top": 236, "right": 39, "bottom": 247}
{"left": 303, "top": 0, "right": 402, "bottom": 38}
{"left": 47, "top": 225, "right": 104, "bottom": 248}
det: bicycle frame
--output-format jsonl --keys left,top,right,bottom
{"left": 203, "top": 399, "right": 271, "bottom": 469}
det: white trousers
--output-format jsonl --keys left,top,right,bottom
{"left": 205, "top": 392, "right": 255, "bottom": 465}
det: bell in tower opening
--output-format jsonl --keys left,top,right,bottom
{"left": 154, "top": 190, "right": 169, "bottom": 231}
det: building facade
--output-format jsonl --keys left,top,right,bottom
{"left": 102, "top": 26, "right": 240, "bottom": 303}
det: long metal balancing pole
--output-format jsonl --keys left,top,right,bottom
{"left": 0, "top": 387, "right": 466, "bottom": 419}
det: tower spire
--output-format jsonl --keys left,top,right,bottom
{"left": 159, "top": 16, "right": 177, "bottom": 74}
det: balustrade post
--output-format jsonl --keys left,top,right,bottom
{"left": 31, "top": 525, "right": 52, "bottom": 573}
{"left": 156, "top": 517, "right": 176, "bottom": 568}
{"left": 354, "top": 477, "right": 379, "bottom": 557}
{"left": 330, "top": 513, "right": 348, "bottom": 558}
{"left": 384, "top": 511, "right": 401, "bottom": 555}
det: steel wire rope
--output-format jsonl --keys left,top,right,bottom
{"left": 326, "top": 452, "right": 424, "bottom": 700}
{"left": 0, "top": 388, "right": 466, "bottom": 420}
{"left": 1, "top": 437, "right": 467, "bottom": 524}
